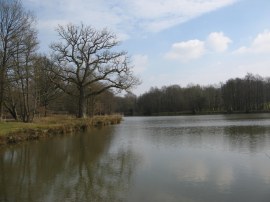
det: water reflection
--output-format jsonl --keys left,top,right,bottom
{"left": 1, "top": 115, "right": 270, "bottom": 202}
{"left": 139, "top": 116, "right": 270, "bottom": 154}
{"left": 0, "top": 127, "right": 138, "bottom": 202}
{"left": 122, "top": 116, "right": 270, "bottom": 202}
{"left": 224, "top": 125, "right": 270, "bottom": 153}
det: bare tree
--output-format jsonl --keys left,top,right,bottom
{"left": 0, "top": 0, "right": 35, "bottom": 120}
{"left": 50, "top": 23, "right": 139, "bottom": 118}
{"left": 33, "top": 56, "right": 61, "bottom": 117}
{"left": 11, "top": 28, "right": 38, "bottom": 122}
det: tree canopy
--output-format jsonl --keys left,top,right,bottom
{"left": 49, "top": 23, "right": 139, "bottom": 118}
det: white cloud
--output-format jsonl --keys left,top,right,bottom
{"left": 124, "top": 0, "right": 237, "bottom": 32}
{"left": 234, "top": 30, "right": 270, "bottom": 54}
{"left": 23, "top": 0, "right": 238, "bottom": 52}
{"left": 206, "top": 32, "right": 232, "bottom": 52}
{"left": 24, "top": 0, "right": 237, "bottom": 35}
{"left": 165, "top": 32, "right": 232, "bottom": 62}
{"left": 132, "top": 54, "right": 149, "bottom": 74}
{"left": 38, "top": 20, "right": 70, "bottom": 31}
{"left": 165, "top": 40, "right": 206, "bottom": 62}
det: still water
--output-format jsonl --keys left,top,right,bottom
{"left": 1, "top": 114, "right": 270, "bottom": 202}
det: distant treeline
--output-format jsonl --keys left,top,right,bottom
{"left": 115, "top": 73, "right": 270, "bottom": 116}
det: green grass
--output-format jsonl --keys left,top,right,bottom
{"left": 0, "top": 122, "right": 36, "bottom": 136}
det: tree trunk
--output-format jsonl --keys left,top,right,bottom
{"left": 0, "top": 42, "right": 8, "bottom": 121}
{"left": 44, "top": 104, "right": 47, "bottom": 117}
{"left": 78, "top": 87, "right": 87, "bottom": 118}
{"left": 4, "top": 102, "right": 18, "bottom": 121}
{"left": 0, "top": 64, "right": 6, "bottom": 121}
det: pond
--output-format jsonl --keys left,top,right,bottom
{"left": 1, "top": 114, "right": 270, "bottom": 202}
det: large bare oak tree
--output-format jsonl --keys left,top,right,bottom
{"left": 50, "top": 23, "right": 139, "bottom": 118}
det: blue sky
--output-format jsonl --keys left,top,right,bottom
{"left": 24, "top": 0, "right": 270, "bottom": 95}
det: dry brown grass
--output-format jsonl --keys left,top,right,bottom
{"left": 0, "top": 114, "right": 122, "bottom": 145}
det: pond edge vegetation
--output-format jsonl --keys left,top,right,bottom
{"left": 0, "top": 115, "right": 122, "bottom": 146}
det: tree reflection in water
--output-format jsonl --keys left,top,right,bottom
{"left": 224, "top": 125, "right": 270, "bottom": 153}
{"left": 0, "top": 127, "right": 138, "bottom": 202}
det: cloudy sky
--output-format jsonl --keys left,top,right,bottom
{"left": 24, "top": 0, "right": 270, "bottom": 95}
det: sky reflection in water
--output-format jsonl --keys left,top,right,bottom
{"left": 1, "top": 114, "right": 270, "bottom": 202}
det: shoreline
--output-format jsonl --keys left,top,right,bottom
{"left": 0, "top": 115, "right": 122, "bottom": 146}
{"left": 132, "top": 110, "right": 270, "bottom": 117}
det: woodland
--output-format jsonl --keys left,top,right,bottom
{"left": 1, "top": 1, "right": 269, "bottom": 122}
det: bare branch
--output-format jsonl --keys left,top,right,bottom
{"left": 49, "top": 23, "right": 140, "bottom": 117}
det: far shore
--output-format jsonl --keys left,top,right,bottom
{"left": 131, "top": 110, "right": 270, "bottom": 117}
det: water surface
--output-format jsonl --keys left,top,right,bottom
{"left": 1, "top": 114, "right": 270, "bottom": 201}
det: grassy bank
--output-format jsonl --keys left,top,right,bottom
{"left": 0, "top": 115, "right": 122, "bottom": 146}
